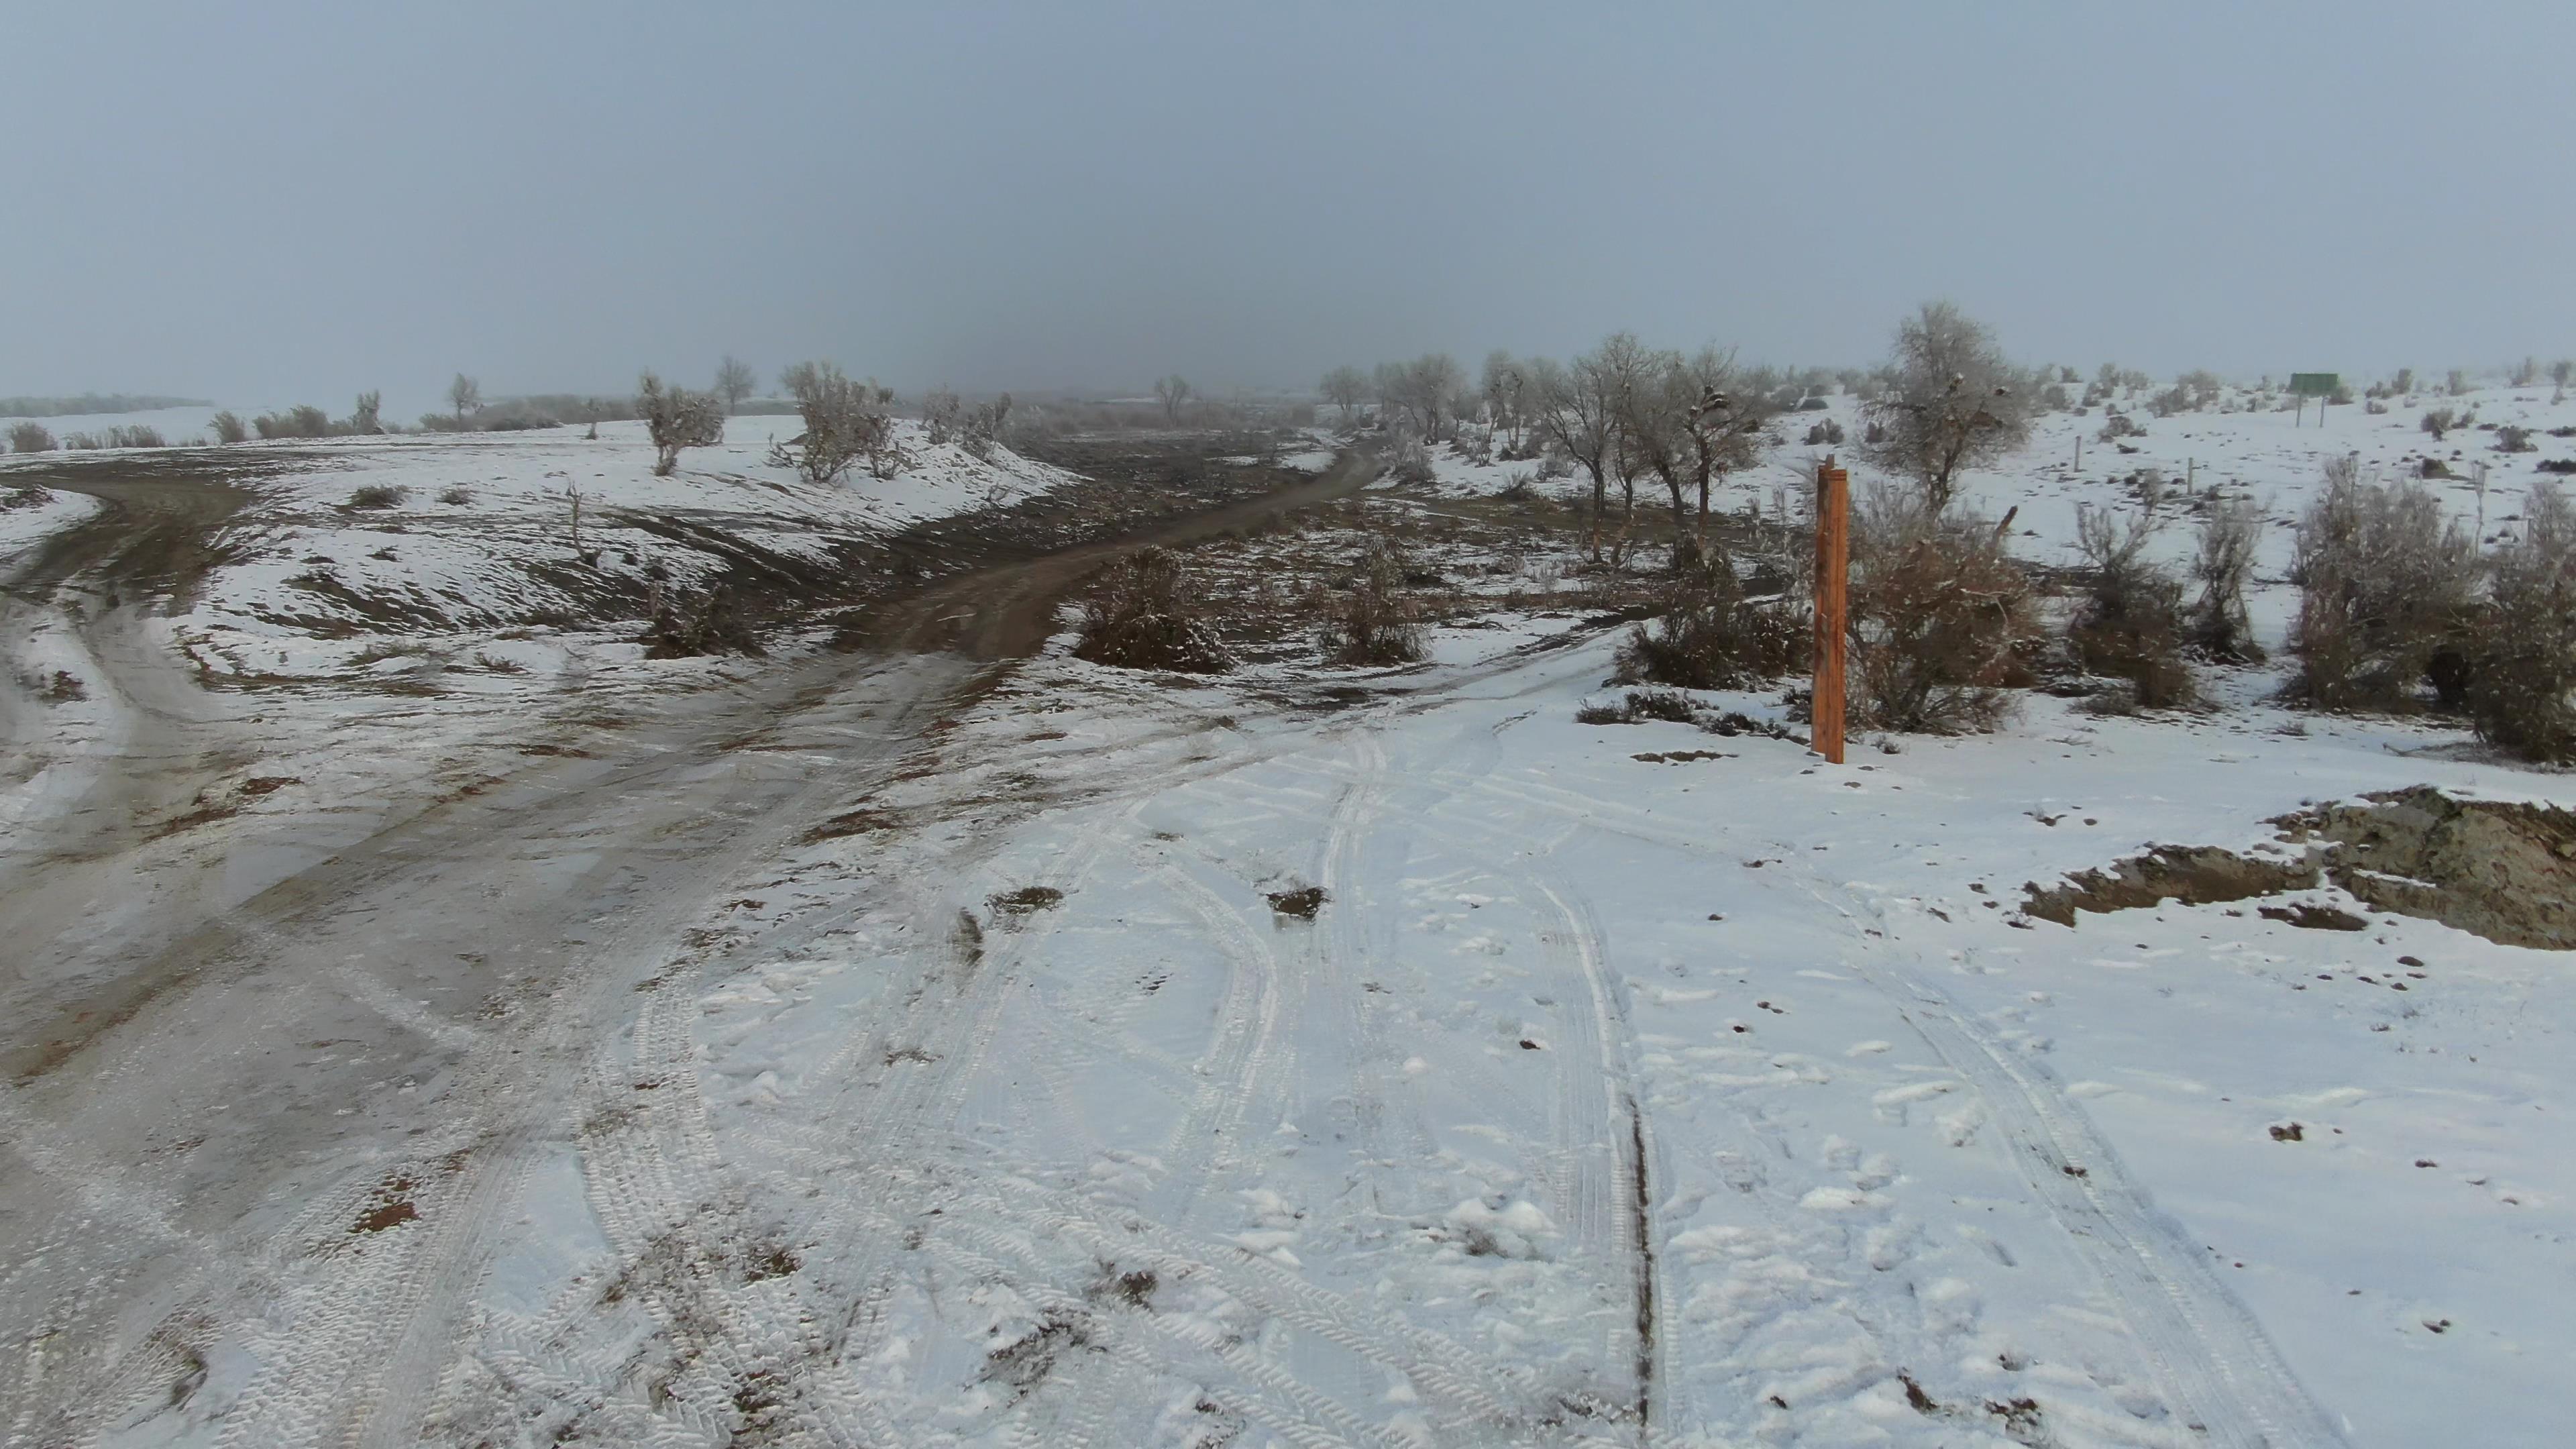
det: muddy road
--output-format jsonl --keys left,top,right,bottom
{"left": 0, "top": 444, "right": 1369, "bottom": 1446}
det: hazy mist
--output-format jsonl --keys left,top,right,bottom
{"left": 4, "top": 0, "right": 2569, "bottom": 414}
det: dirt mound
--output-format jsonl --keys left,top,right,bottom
{"left": 2024, "top": 787, "right": 2576, "bottom": 949}
{"left": 2279, "top": 788, "right": 2576, "bottom": 950}
{"left": 2021, "top": 845, "right": 2316, "bottom": 926}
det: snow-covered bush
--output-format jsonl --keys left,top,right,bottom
{"left": 1321, "top": 539, "right": 1426, "bottom": 665}
{"left": 1614, "top": 550, "right": 1805, "bottom": 690}
{"left": 774, "top": 361, "right": 898, "bottom": 484}
{"left": 1385, "top": 432, "right": 1435, "bottom": 486}
{"left": 1073, "top": 547, "right": 1232, "bottom": 673}
{"left": 2288, "top": 460, "right": 2477, "bottom": 710}
{"left": 636, "top": 372, "right": 723, "bottom": 476}
{"left": 9, "top": 422, "right": 55, "bottom": 453}
{"left": 1847, "top": 489, "right": 2037, "bottom": 733}
{"left": 2467, "top": 480, "right": 2576, "bottom": 761}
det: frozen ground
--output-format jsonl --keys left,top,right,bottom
{"left": 1, "top": 391, "right": 2571, "bottom": 1448}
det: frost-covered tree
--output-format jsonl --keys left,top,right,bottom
{"left": 714, "top": 356, "right": 757, "bottom": 417}
{"left": 1319, "top": 365, "right": 1366, "bottom": 421}
{"left": 775, "top": 360, "right": 898, "bottom": 483}
{"left": 1860, "top": 302, "right": 2030, "bottom": 514}
{"left": 447, "top": 373, "right": 481, "bottom": 428}
{"left": 1622, "top": 345, "right": 1775, "bottom": 566}
{"left": 636, "top": 372, "right": 723, "bottom": 476}
{"left": 1481, "top": 350, "right": 1527, "bottom": 451}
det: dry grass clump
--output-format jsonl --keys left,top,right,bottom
{"left": 2288, "top": 458, "right": 2476, "bottom": 710}
{"left": 1614, "top": 549, "right": 1805, "bottom": 690}
{"left": 7, "top": 422, "right": 52, "bottom": 453}
{"left": 344, "top": 484, "right": 409, "bottom": 510}
{"left": 1847, "top": 488, "right": 2038, "bottom": 733}
{"left": 2467, "top": 480, "right": 2576, "bottom": 761}
{"left": 1073, "top": 547, "right": 1233, "bottom": 673}
{"left": 1320, "top": 539, "right": 1426, "bottom": 665}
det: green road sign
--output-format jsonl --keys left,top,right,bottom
{"left": 2290, "top": 373, "right": 2341, "bottom": 397}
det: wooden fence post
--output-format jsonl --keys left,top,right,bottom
{"left": 1812, "top": 455, "right": 1849, "bottom": 765}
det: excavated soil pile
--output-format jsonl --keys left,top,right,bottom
{"left": 2023, "top": 787, "right": 2576, "bottom": 950}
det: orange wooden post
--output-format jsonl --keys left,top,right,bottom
{"left": 1812, "top": 455, "right": 1849, "bottom": 765}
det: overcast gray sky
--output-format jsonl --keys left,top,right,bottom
{"left": 4, "top": 1, "right": 2568, "bottom": 414}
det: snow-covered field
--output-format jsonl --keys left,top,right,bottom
{"left": 3, "top": 385, "right": 2573, "bottom": 1447}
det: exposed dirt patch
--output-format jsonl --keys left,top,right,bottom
{"left": 2259, "top": 902, "right": 2367, "bottom": 932}
{"left": 988, "top": 885, "right": 1064, "bottom": 916}
{"left": 2021, "top": 844, "right": 2317, "bottom": 926}
{"left": 2280, "top": 787, "right": 2576, "bottom": 949}
{"left": 1267, "top": 885, "right": 1328, "bottom": 919}
{"left": 2025, "top": 787, "right": 2576, "bottom": 949}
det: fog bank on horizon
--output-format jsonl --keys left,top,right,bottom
{"left": 2, "top": 0, "right": 2568, "bottom": 413}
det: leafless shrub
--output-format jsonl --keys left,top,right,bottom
{"left": 2097, "top": 411, "right": 2145, "bottom": 442}
{"left": 921, "top": 386, "right": 962, "bottom": 445}
{"left": 1073, "top": 547, "right": 1232, "bottom": 673}
{"left": 1321, "top": 539, "right": 1426, "bottom": 665}
{"left": 9, "top": 422, "right": 56, "bottom": 453}
{"left": 2188, "top": 494, "right": 2266, "bottom": 662}
{"left": 961, "top": 394, "right": 1011, "bottom": 459}
{"left": 1614, "top": 549, "right": 1805, "bottom": 690}
{"left": 2288, "top": 458, "right": 2478, "bottom": 710}
{"left": 1576, "top": 689, "right": 1698, "bottom": 725}
{"left": 438, "top": 486, "right": 472, "bottom": 505}
{"left": 2510, "top": 356, "right": 2542, "bottom": 388}
{"left": 774, "top": 361, "right": 898, "bottom": 484}
{"left": 345, "top": 484, "right": 408, "bottom": 510}
{"left": 2467, "top": 480, "right": 2576, "bottom": 761}
{"left": 255, "top": 406, "right": 331, "bottom": 439}
{"left": 1847, "top": 488, "right": 2038, "bottom": 733}
{"left": 1497, "top": 468, "right": 1538, "bottom": 502}
{"left": 2447, "top": 369, "right": 2471, "bottom": 397}
{"left": 2497, "top": 426, "right": 2534, "bottom": 453}
{"left": 345, "top": 390, "right": 382, "bottom": 434}
{"left": 2421, "top": 407, "right": 2457, "bottom": 440}
{"left": 643, "top": 584, "right": 763, "bottom": 658}
{"left": 636, "top": 372, "right": 723, "bottom": 476}
{"left": 209, "top": 410, "right": 247, "bottom": 444}
{"left": 68, "top": 425, "right": 167, "bottom": 448}
{"left": 2069, "top": 486, "right": 2195, "bottom": 706}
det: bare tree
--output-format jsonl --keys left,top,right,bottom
{"left": 636, "top": 372, "right": 724, "bottom": 476}
{"left": 714, "top": 356, "right": 757, "bottom": 417}
{"left": 1154, "top": 374, "right": 1193, "bottom": 423}
{"left": 1319, "top": 365, "right": 1367, "bottom": 421}
{"left": 1860, "top": 302, "right": 2030, "bottom": 514}
{"left": 1389, "top": 354, "right": 1464, "bottom": 438}
{"left": 347, "top": 390, "right": 382, "bottom": 434}
{"left": 1525, "top": 337, "right": 1654, "bottom": 559}
{"left": 447, "top": 373, "right": 482, "bottom": 429}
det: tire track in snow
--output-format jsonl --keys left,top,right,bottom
{"left": 1803, "top": 876, "right": 2350, "bottom": 1449}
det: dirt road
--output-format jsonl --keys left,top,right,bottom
{"left": 0, "top": 447, "right": 1372, "bottom": 1446}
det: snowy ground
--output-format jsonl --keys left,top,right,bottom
{"left": 3, "top": 390, "right": 2572, "bottom": 1447}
